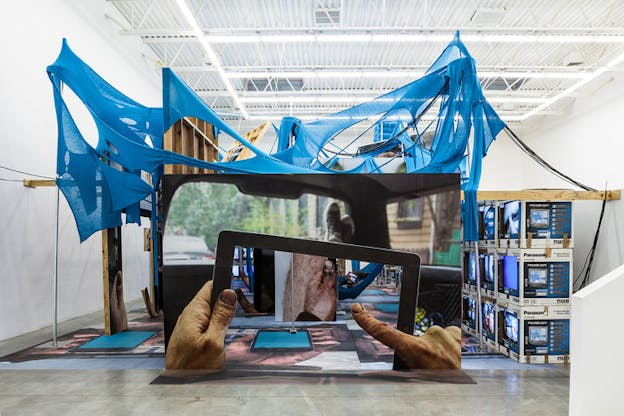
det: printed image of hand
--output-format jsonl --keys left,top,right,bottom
{"left": 350, "top": 303, "right": 461, "bottom": 369}
{"left": 301, "top": 259, "right": 337, "bottom": 321}
{"left": 165, "top": 281, "right": 236, "bottom": 370}
{"left": 110, "top": 271, "right": 128, "bottom": 333}
{"left": 235, "top": 288, "right": 259, "bottom": 314}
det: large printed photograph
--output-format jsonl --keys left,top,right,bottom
{"left": 161, "top": 174, "right": 463, "bottom": 373}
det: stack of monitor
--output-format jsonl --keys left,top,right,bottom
{"left": 461, "top": 200, "right": 573, "bottom": 363}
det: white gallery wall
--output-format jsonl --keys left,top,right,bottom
{"left": 481, "top": 70, "right": 624, "bottom": 285}
{"left": 0, "top": 0, "right": 160, "bottom": 341}
{"left": 570, "top": 263, "right": 624, "bottom": 415}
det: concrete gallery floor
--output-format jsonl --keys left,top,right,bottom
{"left": 0, "top": 300, "right": 570, "bottom": 416}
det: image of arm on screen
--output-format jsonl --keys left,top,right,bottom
{"left": 165, "top": 280, "right": 236, "bottom": 370}
{"left": 350, "top": 302, "right": 461, "bottom": 369}
{"left": 296, "top": 259, "right": 337, "bottom": 321}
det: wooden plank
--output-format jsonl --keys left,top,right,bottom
{"left": 467, "top": 189, "right": 621, "bottom": 201}
{"left": 23, "top": 179, "right": 56, "bottom": 187}
{"left": 161, "top": 117, "right": 220, "bottom": 175}
{"left": 182, "top": 122, "right": 192, "bottom": 174}
{"left": 203, "top": 141, "right": 209, "bottom": 173}
{"left": 193, "top": 131, "right": 200, "bottom": 174}
{"left": 197, "top": 132, "right": 205, "bottom": 173}
{"left": 163, "top": 128, "right": 174, "bottom": 174}
{"left": 173, "top": 123, "right": 183, "bottom": 174}
{"left": 224, "top": 122, "right": 270, "bottom": 162}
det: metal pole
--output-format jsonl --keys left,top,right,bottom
{"left": 151, "top": 193, "right": 159, "bottom": 312}
{"left": 52, "top": 186, "right": 60, "bottom": 347}
{"left": 474, "top": 241, "right": 484, "bottom": 350}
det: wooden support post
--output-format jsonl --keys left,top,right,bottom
{"left": 163, "top": 128, "right": 174, "bottom": 174}
{"left": 101, "top": 229, "right": 112, "bottom": 336}
{"left": 102, "top": 227, "right": 123, "bottom": 335}
{"left": 173, "top": 123, "right": 183, "bottom": 174}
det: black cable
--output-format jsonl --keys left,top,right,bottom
{"left": 575, "top": 190, "right": 608, "bottom": 291}
{"left": 0, "top": 177, "right": 25, "bottom": 182}
{"left": 504, "top": 126, "right": 596, "bottom": 192}
{"left": 0, "top": 164, "right": 55, "bottom": 179}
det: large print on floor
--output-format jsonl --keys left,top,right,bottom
{"left": 161, "top": 173, "right": 462, "bottom": 373}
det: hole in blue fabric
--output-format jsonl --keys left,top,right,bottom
{"left": 62, "top": 86, "right": 99, "bottom": 149}
{"left": 105, "top": 140, "right": 119, "bottom": 155}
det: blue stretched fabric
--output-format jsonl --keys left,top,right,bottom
{"left": 337, "top": 263, "right": 384, "bottom": 300}
{"left": 48, "top": 32, "right": 504, "bottom": 242}
{"left": 47, "top": 40, "right": 310, "bottom": 241}
{"left": 163, "top": 68, "right": 268, "bottom": 159}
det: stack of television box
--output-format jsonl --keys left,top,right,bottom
{"left": 461, "top": 200, "right": 572, "bottom": 364}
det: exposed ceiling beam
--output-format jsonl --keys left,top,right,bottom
{"left": 243, "top": 112, "right": 552, "bottom": 122}
{"left": 126, "top": 27, "right": 624, "bottom": 42}
{"left": 223, "top": 70, "right": 587, "bottom": 80}
{"left": 196, "top": 89, "right": 564, "bottom": 98}
{"left": 134, "top": 31, "right": 624, "bottom": 44}
{"left": 171, "top": 64, "right": 593, "bottom": 73}
{"left": 522, "top": 50, "right": 624, "bottom": 120}
{"left": 174, "top": 0, "right": 248, "bottom": 118}
{"left": 238, "top": 95, "right": 548, "bottom": 104}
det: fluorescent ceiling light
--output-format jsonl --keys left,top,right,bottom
{"left": 202, "top": 33, "right": 624, "bottom": 44}
{"left": 522, "top": 50, "right": 624, "bottom": 120}
{"left": 175, "top": 0, "right": 248, "bottom": 119}
{"left": 246, "top": 113, "right": 523, "bottom": 122}
{"left": 226, "top": 70, "right": 586, "bottom": 80}
{"left": 239, "top": 95, "right": 547, "bottom": 104}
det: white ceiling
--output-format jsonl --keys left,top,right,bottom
{"left": 109, "top": 0, "right": 624, "bottom": 135}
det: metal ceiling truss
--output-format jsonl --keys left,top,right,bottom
{"left": 108, "top": 0, "right": 624, "bottom": 133}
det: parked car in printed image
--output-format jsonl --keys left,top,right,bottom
{"left": 163, "top": 235, "right": 215, "bottom": 265}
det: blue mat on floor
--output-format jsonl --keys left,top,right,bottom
{"left": 362, "top": 289, "right": 385, "bottom": 295}
{"left": 373, "top": 303, "right": 399, "bottom": 313}
{"left": 77, "top": 331, "right": 156, "bottom": 350}
{"left": 252, "top": 330, "right": 311, "bottom": 349}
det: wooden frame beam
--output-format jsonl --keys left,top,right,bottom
{"left": 463, "top": 189, "right": 621, "bottom": 201}
{"left": 23, "top": 179, "right": 56, "bottom": 187}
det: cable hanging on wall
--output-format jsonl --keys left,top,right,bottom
{"left": 504, "top": 127, "right": 611, "bottom": 291}
{"left": 503, "top": 126, "right": 596, "bottom": 192}
{"left": 574, "top": 185, "right": 608, "bottom": 291}
{"left": 0, "top": 164, "right": 55, "bottom": 179}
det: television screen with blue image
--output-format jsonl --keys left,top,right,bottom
{"left": 482, "top": 302, "right": 496, "bottom": 339}
{"left": 465, "top": 251, "right": 477, "bottom": 285}
{"left": 463, "top": 295, "right": 477, "bottom": 328}
{"left": 480, "top": 204, "right": 496, "bottom": 240}
{"left": 528, "top": 267, "right": 547, "bottom": 287}
{"left": 484, "top": 254, "right": 495, "bottom": 283}
{"left": 501, "top": 255, "right": 519, "bottom": 296}
{"left": 528, "top": 325, "right": 548, "bottom": 346}
{"left": 503, "top": 201, "right": 521, "bottom": 239}
{"left": 504, "top": 311, "right": 519, "bottom": 344}
{"left": 529, "top": 208, "right": 550, "bottom": 228}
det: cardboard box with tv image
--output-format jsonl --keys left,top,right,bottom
{"left": 497, "top": 302, "right": 570, "bottom": 364}
{"left": 498, "top": 201, "right": 573, "bottom": 249}
{"left": 160, "top": 174, "right": 464, "bottom": 374}
{"left": 496, "top": 248, "right": 573, "bottom": 306}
